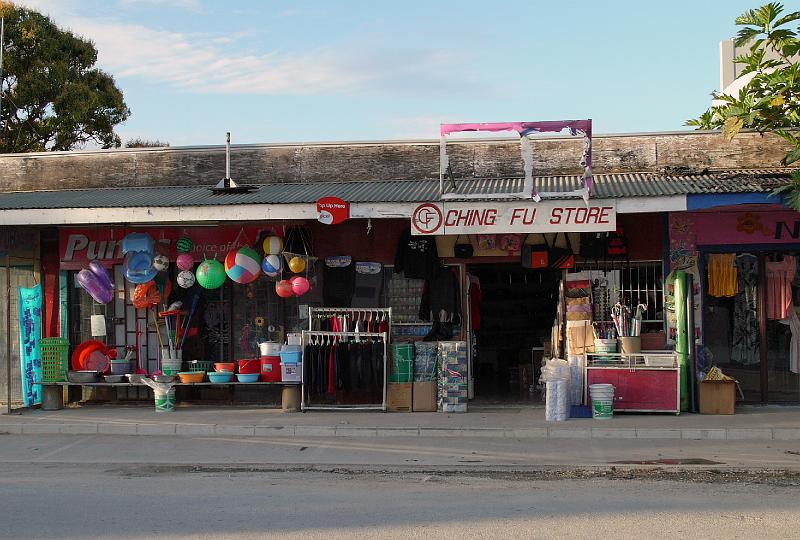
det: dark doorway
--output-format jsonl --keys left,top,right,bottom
{"left": 468, "top": 263, "right": 560, "bottom": 402}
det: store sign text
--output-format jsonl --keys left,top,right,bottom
{"left": 411, "top": 201, "right": 616, "bottom": 235}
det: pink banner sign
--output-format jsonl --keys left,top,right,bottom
{"left": 693, "top": 210, "right": 800, "bottom": 246}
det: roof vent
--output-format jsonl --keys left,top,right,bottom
{"left": 210, "top": 132, "right": 255, "bottom": 193}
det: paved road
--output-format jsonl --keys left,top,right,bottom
{"left": 1, "top": 433, "right": 800, "bottom": 467}
{"left": 1, "top": 462, "right": 798, "bottom": 539}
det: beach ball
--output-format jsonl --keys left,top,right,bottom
{"left": 275, "top": 279, "right": 294, "bottom": 298}
{"left": 261, "top": 254, "right": 282, "bottom": 277}
{"left": 288, "top": 256, "right": 306, "bottom": 274}
{"left": 177, "top": 237, "right": 193, "bottom": 253}
{"left": 177, "top": 270, "right": 195, "bottom": 289}
{"left": 196, "top": 259, "right": 226, "bottom": 289}
{"left": 152, "top": 254, "right": 170, "bottom": 271}
{"left": 224, "top": 247, "right": 262, "bottom": 284}
{"left": 176, "top": 253, "right": 194, "bottom": 271}
{"left": 290, "top": 276, "right": 310, "bottom": 296}
{"left": 263, "top": 235, "right": 283, "bottom": 255}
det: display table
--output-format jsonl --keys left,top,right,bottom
{"left": 37, "top": 381, "right": 300, "bottom": 412}
{"left": 583, "top": 353, "right": 680, "bottom": 414}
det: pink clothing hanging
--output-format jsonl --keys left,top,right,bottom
{"left": 766, "top": 255, "right": 796, "bottom": 320}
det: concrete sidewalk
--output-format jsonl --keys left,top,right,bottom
{"left": 2, "top": 404, "right": 799, "bottom": 440}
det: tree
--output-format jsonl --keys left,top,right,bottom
{"left": 687, "top": 2, "right": 800, "bottom": 208}
{"left": 0, "top": 2, "right": 130, "bottom": 152}
{"left": 125, "top": 138, "right": 170, "bottom": 148}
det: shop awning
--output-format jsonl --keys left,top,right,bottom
{"left": 0, "top": 169, "right": 791, "bottom": 225}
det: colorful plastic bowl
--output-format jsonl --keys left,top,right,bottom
{"left": 236, "top": 373, "right": 259, "bottom": 383}
{"left": 214, "top": 362, "right": 235, "bottom": 373}
{"left": 177, "top": 371, "right": 205, "bottom": 383}
{"left": 207, "top": 371, "right": 234, "bottom": 384}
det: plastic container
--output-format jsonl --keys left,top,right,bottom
{"left": 214, "top": 362, "right": 235, "bottom": 372}
{"left": 154, "top": 387, "right": 176, "bottom": 413}
{"left": 238, "top": 359, "right": 260, "bottom": 374}
{"left": 40, "top": 337, "right": 69, "bottom": 383}
{"left": 109, "top": 361, "right": 130, "bottom": 376}
{"left": 236, "top": 373, "right": 260, "bottom": 383}
{"left": 208, "top": 371, "right": 234, "bottom": 383}
{"left": 594, "top": 339, "right": 617, "bottom": 362}
{"left": 260, "top": 356, "right": 282, "bottom": 382}
{"left": 589, "top": 384, "right": 615, "bottom": 419}
{"left": 162, "top": 358, "right": 182, "bottom": 376}
{"left": 258, "top": 342, "right": 281, "bottom": 356}
{"left": 619, "top": 336, "right": 641, "bottom": 355}
{"left": 279, "top": 350, "right": 302, "bottom": 364}
{"left": 185, "top": 360, "right": 212, "bottom": 372}
{"left": 286, "top": 333, "right": 302, "bottom": 346}
{"left": 177, "top": 371, "right": 205, "bottom": 383}
{"left": 281, "top": 361, "right": 301, "bottom": 382}
{"left": 542, "top": 358, "right": 570, "bottom": 422}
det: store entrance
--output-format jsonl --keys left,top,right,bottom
{"left": 468, "top": 263, "right": 560, "bottom": 402}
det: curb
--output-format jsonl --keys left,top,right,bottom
{"left": 1, "top": 423, "right": 798, "bottom": 440}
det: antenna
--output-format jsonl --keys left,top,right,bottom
{"left": 210, "top": 131, "right": 254, "bottom": 193}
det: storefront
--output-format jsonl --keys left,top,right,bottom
{"left": 669, "top": 206, "right": 800, "bottom": 403}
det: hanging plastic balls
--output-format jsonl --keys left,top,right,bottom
{"left": 176, "top": 253, "right": 194, "bottom": 271}
{"left": 263, "top": 235, "right": 283, "bottom": 255}
{"left": 261, "top": 254, "right": 282, "bottom": 277}
{"left": 288, "top": 256, "right": 306, "bottom": 273}
{"left": 177, "top": 270, "right": 196, "bottom": 289}
{"left": 224, "top": 247, "right": 262, "bottom": 284}
{"left": 152, "top": 254, "right": 170, "bottom": 272}
{"left": 196, "top": 259, "right": 226, "bottom": 289}
{"left": 290, "top": 276, "right": 310, "bottom": 296}
{"left": 177, "top": 237, "right": 193, "bottom": 253}
{"left": 275, "top": 280, "right": 294, "bottom": 298}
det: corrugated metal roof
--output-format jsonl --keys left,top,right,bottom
{"left": 0, "top": 169, "right": 793, "bottom": 210}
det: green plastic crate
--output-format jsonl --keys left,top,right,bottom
{"left": 389, "top": 344, "right": 413, "bottom": 383}
{"left": 41, "top": 337, "right": 69, "bottom": 382}
{"left": 185, "top": 360, "right": 212, "bottom": 373}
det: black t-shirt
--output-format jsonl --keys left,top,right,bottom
{"left": 322, "top": 256, "right": 356, "bottom": 307}
{"left": 394, "top": 229, "right": 439, "bottom": 280}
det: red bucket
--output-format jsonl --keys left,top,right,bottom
{"left": 260, "top": 356, "right": 281, "bottom": 382}
{"left": 238, "top": 359, "right": 260, "bottom": 374}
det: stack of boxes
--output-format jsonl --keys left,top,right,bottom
{"left": 438, "top": 341, "right": 468, "bottom": 413}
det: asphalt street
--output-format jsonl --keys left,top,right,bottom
{"left": 1, "top": 461, "right": 798, "bottom": 540}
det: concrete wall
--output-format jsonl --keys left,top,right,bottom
{"left": 0, "top": 130, "right": 792, "bottom": 193}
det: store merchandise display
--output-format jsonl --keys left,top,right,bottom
{"left": 438, "top": 341, "right": 468, "bottom": 413}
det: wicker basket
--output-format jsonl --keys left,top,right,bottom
{"left": 41, "top": 337, "right": 69, "bottom": 382}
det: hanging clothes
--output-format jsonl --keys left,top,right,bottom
{"left": 351, "top": 262, "right": 384, "bottom": 307}
{"left": 394, "top": 229, "right": 439, "bottom": 280}
{"left": 468, "top": 274, "right": 482, "bottom": 331}
{"left": 766, "top": 255, "right": 797, "bottom": 320}
{"left": 779, "top": 309, "right": 800, "bottom": 375}
{"left": 708, "top": 253, "right": 739, "bottom": 298}
{"left": 731, "top": 254, "right": 760, "bottom": 366}
{"left": 323, "top": 256, "right": 356, "bottom": 307}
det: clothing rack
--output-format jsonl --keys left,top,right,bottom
{"left": 301, "top": 330, "right": 389, "bottom": 411}
{"left": 309, "top": 306, "right": 392, "bottom": 339}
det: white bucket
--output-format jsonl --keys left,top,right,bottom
{"left": 259, "top": 342, "right": 281, "bottom": 356}
{"left": 154, "top": 387, "right": 176, "bottom": 413}
{"left": 589, "top": 384, "right": 615, "bottom": 419}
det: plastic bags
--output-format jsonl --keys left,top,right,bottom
{"left": 541, "top": 358, "right": 570, "bottom": 422}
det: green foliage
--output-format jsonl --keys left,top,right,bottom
{"left": 125, "top": 138, "right": 169, "bottom": 148}
{"left": 0, "top": 2, "right": 130, "bottom": 152}
{"left": 687, "top": 2, "right": 800, "bottom": 207}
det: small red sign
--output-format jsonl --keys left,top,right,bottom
{"left": 316, "top": 197, "right": 350, "bottom": 225}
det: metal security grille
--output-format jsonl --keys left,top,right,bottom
{"left": 574, "top": 260, "right": 665, "bottom": 331}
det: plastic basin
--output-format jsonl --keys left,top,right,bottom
{"left": 177, "top": 371, "right": 205, "bottom": 383}
{"left": 214, "top": 362, "right": 235, "bottom": 373}
{"left": 236, "top": 373, "right": 260, "bottom": 383}
{"left": 208, "top": 371, "right": 234, "bottom": 384}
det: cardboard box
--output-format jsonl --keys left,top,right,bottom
{"left": 412, "top": 381, "right": 437, "bottom": 412}
{"left": 388, "top": 383, "right": 412, "bottom": 412}
{"left": 699, "top": 380, "right": 736, "bottom": 415}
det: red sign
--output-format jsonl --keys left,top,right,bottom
{"left": 316, "top": 197, "right": 350, "bottom": 225}
{"left": 59, "top": 226, "right": 280, "bottom": 270}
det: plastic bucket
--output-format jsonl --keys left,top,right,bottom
{"left": 593, "top": 339, "right": 617, "bottom": 362}
{"left": 110, "top": 361, "right": 130, "bottom": 375}
{"left": 162, "top": 359, "right": 182, "bottom": 376}
{"left": 279, "top": 350, "right": 302, "bottom": 364}
{"left": 259, "top": 342, "right": 281, "bottom": 356}
{"left": 260, "top": 356, "right": 281, "bottom": 382}
{"left": 154, "top": 387, "right": 176, "bottom": 413}
{"left": 589, "top": 384, "right": 615, "bottom": 419}
{"left": 619, "top": 336, "right": 641, "bottom": 354}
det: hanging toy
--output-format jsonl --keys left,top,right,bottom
{"left": 177, "top": 270, "right": 196, "bottom": 289}
{"left": 177, "top": 236, "right": 193, "bottom": 253}
{"left": 152, "top": 253, "right": 170, "bottom": 272}
{"left": 122, "top": 232, "right": 157, "bottom": 284}
{"left": 196, "top": 258, "right": 226, "bottom": 289}
{"left": 224, "top": 247, "right": 262, "bottom": 284}
{"left": 262, "top": 235, "right": 283, "bottom": 255}
{"left": 261, "top": 254, "right": 283, "bottom": 277}
{"left": 132, "top": 280, "right": 161, "bottom": 309}
{"left": 176, "top": 253, "right": 194, "bottom": 271}
{"left": 288, "top": 256, "right": 306, "bottom": 274}
{"left": 77, "top": 261, "right": 115, "bottom": 304}
{"left": 290, "top": 276, "right": 310, "bottom": 296}
{"left": 275, "top": 279, "right": 294, "bottom": 298}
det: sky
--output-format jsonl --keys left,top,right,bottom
{"left": 20, "top": 0, "right": 773, "bottom": 147}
